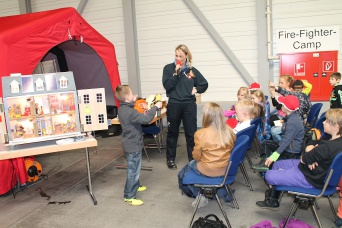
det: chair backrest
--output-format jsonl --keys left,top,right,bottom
{"left": 324, "top": 151, "right": 342, "bottom": 188}
{"left": 314, "top": 111, "right": 326, "bottom": 134}
{"left": 307, "top": 103, "right": 323, "bottom": 127}
{"left": 235, "top": 124, "right": 257, "bottom": 150}
{"left": 251, "top": 117, "right": 262, "bottom": 129}
{"left": 223, "top": 135, "right": 249, "bottom": 178}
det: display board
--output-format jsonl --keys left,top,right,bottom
{"left": 1, "top": 72, "right": 82, "bottom": 145}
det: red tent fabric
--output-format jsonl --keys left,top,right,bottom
{"left": 0, "top": 7, "right": 121, "bottom": 194}
{"left": 0, "top": 7, "right": 121, "bottom": 106}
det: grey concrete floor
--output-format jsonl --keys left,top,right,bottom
{"left": 0, "top": 129, "right": 339, "bottom": 228}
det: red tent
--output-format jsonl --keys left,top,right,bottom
{"left": 0, "top": 7, "right": 121, "bottom": 194}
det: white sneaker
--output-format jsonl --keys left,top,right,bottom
{"left": 191, "top": 194, "right": 209, "bottom": 208}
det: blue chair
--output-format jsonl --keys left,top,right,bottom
{"left": 314, "top": 111, "right": 326, "bottom": 134}
{"left": 236, "top": 124, "right": 257, "bottom": 191}
{"left": 275, "top": 152, "right": 342, "bottom": 228}
{"left": 141, "top": 125, "right": 161, "bottom": 161}
{"left": 182, "top": 135, "right": 249, "bottom": 228}
{"left": 250, "top": 117, "right": 262, "bottom": 158}
{"left": 305, "top": 103, "right": 323, "bottom": 130}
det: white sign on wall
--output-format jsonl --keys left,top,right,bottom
{"left": 275, "top": 26, "right": 340, "bottom": 53}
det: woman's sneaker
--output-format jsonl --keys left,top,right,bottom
{"left": 191, "top": 194, "right": 209, "bottom": 208}
{"left": 124, "top": 198, "right": 144, "bottom": 206}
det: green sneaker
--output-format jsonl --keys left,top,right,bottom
{"left": 124, "top": 198, "right": 144, "bottom": 206}
{"left": 253, "top": 158, "right": 269, "bottom": 172}
{"left": 137, "top": 185, "right": 147, "bottom": 192}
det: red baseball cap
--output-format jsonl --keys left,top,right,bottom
{"left": 277, "top": 95, "right": 299, "bottom": 111}
{"left": 249, "top": 82, "right": 261, "bottom": 90}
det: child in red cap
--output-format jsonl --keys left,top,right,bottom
{"left": 253, "top": 95, "right": 305, "bottom": 172}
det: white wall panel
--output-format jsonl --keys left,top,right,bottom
{"left": 135, "top": 0, "right": 256, "bottom": 101}
{"left": 0, "top": 0, "right": 20, "bottom": 16}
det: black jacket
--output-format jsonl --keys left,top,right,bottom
{"left": 162, "top": 63, "right": 208, "bottom": 103}
{"left": 299, "top": 137, "right": 342, "bottom": 188}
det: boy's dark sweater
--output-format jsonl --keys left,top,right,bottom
{"left": 330, "top": 84, "right": 342, "bottom": 108}
{"left": 299, "top": 137, "right": 342, "bottom": 188}
{"left": 118, "top": 101, "right": 158, "bottom": 153}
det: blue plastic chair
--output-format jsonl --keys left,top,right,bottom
{"left": 250, "top": 117, "right": 262, "bottom": 157}
{"left": 275, "top": 152, "right": 342, "bottom": 228}
{"left": 182, "top": 135, "right": 249, "bottom": 228}
{"left": 236, "top": 124, "right": 257, "bottom": 191}
{"left": 141, "top": 125, "right": 161, "bottom": 161}
{"left": 305, "top": 103, "right": 323, "bottom": 130}
{"left": 314, "top": 111, "right": 326, "bottom": 134}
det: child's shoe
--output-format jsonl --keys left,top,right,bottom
{"left": 191, "top": 194, "right": 209, "bottom": 208}
{"left": 124, "top": 198, "right": 144, "bottom": 206}
{"left": 137, "top": 185, "right": 147, "bottom": 192}
{"left": 253, "top": 158, "right": 269, "bottom": 172}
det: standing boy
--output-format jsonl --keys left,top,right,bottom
{"left": 329, "top": 72, "right": 342, "bottom": 109}
{"left": 115, "top": 85, "right": 162, "bottom": 206}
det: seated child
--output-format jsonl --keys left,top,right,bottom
{"left": 292, "top": 79, "right": 312, "bottom": 96}
{"left": 253, "top": 95, "right": 304, "bottom": 172}
{"left": 178, "top": 102, "right": 236, "bottom": 208}
{"left": 256, "top": 108, "right": 342, "bottom": 211}
{"left": 233, "top": 99, "right": 254, "bottom": 134}
{"left": 115, "top": 85, "right": 162, "bottom": 206}
{"left": 250, "top": 90, "right": 271, "bottom": 141}
{"left": 224, "top": 87, "right": 249, "bottom": 118}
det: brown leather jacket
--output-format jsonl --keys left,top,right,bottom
{"left": 192, "top": 125, "right": 232, "bottom": 177}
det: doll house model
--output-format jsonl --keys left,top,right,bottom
{"left": 1, "top": 72, "right": 83, "bottom": 145}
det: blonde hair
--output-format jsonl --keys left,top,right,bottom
{"left": 325, "top": 108, "right": 342, "bottom": 136}
{"left": 235, "top": 99, "right": 254, "bottom": 116}
{"left": 202, "top": 102, "right": 236, "bottom": 149}
{"left": 175, "top": 44, "right": 195, "bottom": 78}
{"left": 251, "top": 103, "right": 264, "bottom": 119}
{"left": 115, "top": 85, "right": 131, "bottom": 102}
{"left": 280, "top": 74, "right": 295, "bottom": 89}
{"left": 237, "top": 87, "right": 249, "bottom": 99}
{"left": 251, "top": 90, "right": 266, "bottom": 104}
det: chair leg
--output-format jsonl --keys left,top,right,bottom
{"left": 153, "top": 134, "right": 162, "bottom": 153}
{"left": 328, "top": 196, "right": 338, "bottom": 222}
{"left": 214, "top": 193, "right": 232, "bottom": 228}
{"left": 239, "top": 164, "right": 253, "bottom": 191}
{"left": 188, "top": 193, "right": 201, "bottom": 228}
{"left": 225, "top": 185, "right": 239, "bottom": 209}
{"left": 310, "top": 203, "right": 323, "bottom": 228}
{"left": 143, "top": 145, "right": 150, "bottom": 161}
{"left": 282, "top": 199, "right": 299, "bottom": 228}
{"left": 245, "top": 153, "right": 254, "bottom": 171}
{"left": 278, "top": 191, "right": 284, "bottom": 204}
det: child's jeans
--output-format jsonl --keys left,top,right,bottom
{"left": 271, "top": 126, "right": 282, "bottom": 142}
{"left": 124, "top": 151, "right": 142, "bottom": 199}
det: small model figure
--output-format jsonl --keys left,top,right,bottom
{"left": 15, "top": 123, "right": 25, "bottom": 138}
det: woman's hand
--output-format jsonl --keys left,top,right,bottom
{"left": 191, "top": 88, "right": 197, "bottom": 95}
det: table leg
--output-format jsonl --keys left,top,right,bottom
{"left": 85, "top": 147, "right": 97, "bottom": 205}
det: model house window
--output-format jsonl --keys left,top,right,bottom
{"left": 60, "top": 78, "right": 67, "bottom": 88}
{"left": 98, "top": 114, "right": 104, "bottom": 123}
{"left": 96, "top": 93, "right": 102, "bottom": 103}
{"left": 12, "top": 85, "right": 19, "bottom": 93}
{"left": 83, "top": 94, "right": 90, "bottom": 104}
{"left": 85, "top": 115, "right": 92, "bottom": 124}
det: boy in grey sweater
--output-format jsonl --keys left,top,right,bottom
{"left": 115, "top": 85, "right": 162, "bottom": 206}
